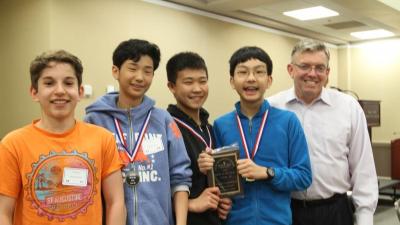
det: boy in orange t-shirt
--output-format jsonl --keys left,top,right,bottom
{"left": 0, "top": 50, "right": 126, "bottom": 225}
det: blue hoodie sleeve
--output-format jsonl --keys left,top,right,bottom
{"left": 83, "top": 112, "right": 95, "bottom": 124}
{"left": 270, "top": 113, "right": 312, "bottom": 191}
{"left": 165, "top": 114, "right": 192, "bottom": 194}
{"left": 83, "top": 111, "right": 113, "bottom": 130}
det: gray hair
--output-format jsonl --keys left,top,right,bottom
{"left": 291, "top": 39, "right": 330, "bottom": 66}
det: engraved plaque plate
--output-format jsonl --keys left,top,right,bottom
{"left": 207, "top": 146, "right": 243, "bottom": 197}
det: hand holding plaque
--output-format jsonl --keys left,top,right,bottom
{"left": 207, "top": 145, "right": 243, "bottom": 197}
{"left": 198, "top": 147, "right": 214, "bottom": 175}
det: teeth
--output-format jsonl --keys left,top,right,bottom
{"left": 52, "top": 100, "right": 68, "bottom": 104}
{"left": 131, "top": 84, "right": 143, "bottom": 88}
{"left": 304, "top": 80, "right": 317, "bottom": 84}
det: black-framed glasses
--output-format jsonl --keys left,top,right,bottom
{"left": 235, "top": 68, "right": 268, "bottom": 79}
{"left": 292, "top": 63, "right": 328, "bottom": 74}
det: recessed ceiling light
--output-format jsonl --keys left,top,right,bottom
{"left": 283, "top": 6, "right": 339, "bottom": 21}
{"left": 350, "top": 29, "right": 394, "bottom": 39}
{"left": 377, "top": 0, "right": 400, "bottom": 12}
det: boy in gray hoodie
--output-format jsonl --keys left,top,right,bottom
{"left": 85, "top": 39, "right": 192, "bottom": 225}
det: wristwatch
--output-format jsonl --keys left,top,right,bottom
{"left": 266, "top": 167, "right": 275, "bottom": 181}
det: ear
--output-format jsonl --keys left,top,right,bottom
{"left": 326, "top": 67, "right": 331, "bottom": 76}
{"left": 267, "top": 76, "right": 273, "bottom": 88}
{"left": 287, "top": 64, "right": 295, "bottom": 79}
{"left": 167, "top": 81, "right": 176, "bottom": 94}
{"left": 229, "top": 76, "right": 236, "bottom": 90}
{"left": 112, "top": 65, "right": 119, "bottom": 80}
{"left": 78, "top": 85, "right": 84, "bottom": 99}
{"left": 323, "top": 67, "right": 330, "bottom": 87}
{"left": 30, "top": 86, "right": 39, "bottom": 102}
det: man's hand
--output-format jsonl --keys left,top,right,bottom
{"left": 237, "top": 159, "right": 267, "bottom": 180}
{"left": 189, "top": 187, "right": 221, "bottom": 213}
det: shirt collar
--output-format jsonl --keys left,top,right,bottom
{"left": 320, "top": 88, "right": 333, "bottom": 106}
{"left": 167, "top": 104, "right": 210, "bottom": 127}
{"left": 287, "top": 87, "right": 333, "bottom": 106}
{"left": 234, "top": 100, "right": 270, "bottom": 118}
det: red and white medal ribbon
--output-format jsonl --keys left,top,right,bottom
{"left": 235, "top": 110, "right": 268, "bottom": 160}
{"left": 173, "top": 117, "right": 212, "bottom": 148}
{"left": 114, "top": 110, "right": 152, "bottom": 162}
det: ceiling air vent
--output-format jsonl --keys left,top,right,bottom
{"left": 324, "top": 21, "right": 367, "bottom": 29}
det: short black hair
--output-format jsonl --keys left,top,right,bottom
{"left": 30, "top": 50, "right": 83, "bottom": 91}
{"left": 166, "top": 51, "right": 208, "bottom": 83}
{"left": 112, "top": 39, "right": 161, "bottom": 70}
{"left": 229, "top": 46, "right": 273, "bottom": 76}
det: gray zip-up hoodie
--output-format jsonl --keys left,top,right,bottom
{"left": 85, "top": 92, "right": 192, "bottom": 225}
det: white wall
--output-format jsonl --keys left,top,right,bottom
{"left": 347, "top": 40, "right": 400, "bottom": 143}
{"left": 0, "top": 0, "right": 339, "bottom": 137}
{"left": 0, "top": 0, "right": 50, "bottom": 137}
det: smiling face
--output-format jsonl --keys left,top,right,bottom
{"left": 289, "top": 50, "right": 330, "bottom": 104}
{"left": 113, "top": 55, "right": 154, "bottom": 107}
{"left": 230, "top": 58, "right": 272, "bottom": 106}
{"left": 168, "top": 68, "right": 208, "bottom": 115}
{"left": 31, "top": 62, "right": 83, "bottom": 122}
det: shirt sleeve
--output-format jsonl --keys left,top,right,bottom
{"left": 101, "top": 132, "right": 124, "bottom": 179}
{"left": 348, "top": 101, "right": 378, "bottom": 225}
{"left": 166, "top": 117, "right": 192, "bottom": 194}
{"left": 0, "top": 142, "right": 21, "bottom": 198}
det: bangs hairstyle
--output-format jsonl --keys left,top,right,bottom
{"left": 166, "top": 52, "right": 208, "bottom": 83}
{"left": 229, "top": 46, "right": 273, "bottom": 76}
{"left": 112, "top": 39, "right": 161, "bottom": 71}
{"left": 30, "top": 50, "right": 83, "bottom": 90}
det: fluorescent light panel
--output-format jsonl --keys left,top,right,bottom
{"left": 350, "top": 29, "right": 394, "bottom": 39}
{"left": 377, "top": 0, "right": 400, "bottom": 12}
{"left": 283, "top": 6, "right": 339, "bottom": 21}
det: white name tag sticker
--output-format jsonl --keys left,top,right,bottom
{"left": 62, "top": 167, "right": 88, "bottom": 187}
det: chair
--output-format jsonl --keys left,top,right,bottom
{"left": 392, "top": 138, "right": 400, "bottom": 180}
{"left": 391, "top": 139, "right": 400, "bottom": 222}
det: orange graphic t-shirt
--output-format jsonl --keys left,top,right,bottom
{"left": 0, "top": 121, "right": 123, "bottom": 225}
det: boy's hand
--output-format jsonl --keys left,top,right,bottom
{"left": 198, "top": 147, "right": 214, "bottom": 175}
{"left": 217, "top": 198, "right": 232, "bottom": 220}
{"left": 189, "top": 187, "right": 220, "bottom": 213}
{"left": 237, "top": 159, "right": 267, "bottom": 181}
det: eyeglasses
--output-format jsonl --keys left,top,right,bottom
{"left": 234, "top": 68, "right": 268, "bottom": 79}
{"left": 292, "top": 63, "right": 328, "bottom": 74}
